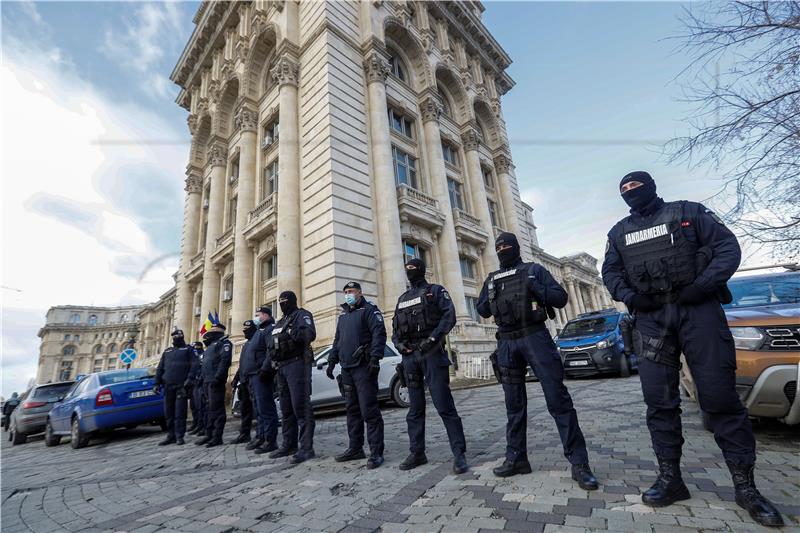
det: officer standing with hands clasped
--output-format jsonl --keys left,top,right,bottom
{"left": 393, "top": 259, "right": 468, "bottom": 475}
{"left": 154, "top": 329, "right": 198, "bottom": 446}
{"left": 327, "top": 281, "right": 387, "bottom": 469}
{"left": 243, "top": 307, "right": 279, "bottom": 454}
{"left": 195, "top": 323, "right": 232, "bottom": 448}
{"left": 477, "top": 233, "right": 598, "bottom": 489}
{"left": 262, "top": 291, "right": 317, "bottom": 464}
{"left": 602, "top": 171, "right": 783, "bottom": 527}
{"left": 188, "top": 341, "right": 206, "bottom": 435}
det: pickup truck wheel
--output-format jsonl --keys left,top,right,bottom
{"left": 11, "top": 426, "right": 26, "bottom": 445}
{"left": 45, "top": 420, "right": 61, "bottom": 447}
{"left": 70, "top": 416, "right": 89, "bottom": 449}
{"left": 619, "top": 354, "right": 631, "bottom": 378}
{"left": 391, "top": 378, "right": 409, "bottom": 408}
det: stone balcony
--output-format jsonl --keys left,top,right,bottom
{"left": 185, "top": 249, "right": 205, "bottom": 282}
{"left": 453, "top": 208, "right": 489, "bottom": 245}
{"left": 396, "top": 184, "right": 445, "bottom": 231}
{"left": 210, "top": 226, "right": 234, "bottom": 266}
{"left": 243, "top": 192, "right": 277, "bottom": 245}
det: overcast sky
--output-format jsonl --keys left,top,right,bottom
{"left": 1, "top": 1, "right": 769, "bottom": 397}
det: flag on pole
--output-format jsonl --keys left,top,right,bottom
{"left": 199, "top": 312, "right": 214, "bottom": 336}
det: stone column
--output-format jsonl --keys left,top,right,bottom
{"left": 590, "top": 286, "right": 601, "bottom": 311}
{"left": 462, "top": 127, "right": 498, "bottom": 275}
{"left": 174, "top": 168, "right": 202, "bottom": 333}
{"left": 272, "top": 55, "right": 302, "bottom": 298}
{"left": 199, "top": 141, "right": 227, "bottom": 319}
{"left": 231, "top": 103, "right": 258, "bottom": 331}
{"left": 419, "top": 96, "right": 469, "bottom": 319}
{"left": 364, "top": 51, "right": 407, "bottom": 313}
{"left": 493, "top": 151, "right": 521, "bottom": 236}
{"left": 566, "top": 278, "right": 580, "bottom": 319}
{"left": 575, "top": 281, "right": 587, "bottom": 314}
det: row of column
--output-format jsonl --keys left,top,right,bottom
{"left": 564, "top": 277, "right": 612, "bottom": 319}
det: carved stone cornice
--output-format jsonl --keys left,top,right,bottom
{"left": 493, "top": 152, "right": 513, "bottom": 174}
{"left": 271, "top": 55, "right": 299, "bottom": 87}
{"left": 207, "top": 141, "right": 228, "bottom": 167}
{"left": 363, "top": 51, "right": 390, "bottom": 85}
{"left": 419, "top": 95, "right": 442, "bottom": 124}
{"left": 234, "top": 103, "right": 258, "bottom": 133}
{"left": 461, "top": 128, "right": 481, "bottom": 152}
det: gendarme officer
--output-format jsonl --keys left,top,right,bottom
{"left": 262, "top": 291, "right": 317, "bottom": 464}
{"left": 602, "top": 171, "right": 782, "bottom": 527}
{"left": 327, "top": 281, "right": 387, "bottom": 469}
{"left": 195, "top": 323, "right": 232, "bottom": 448}
{"left": 188, "top": 341, "right": 206, "bottom": 436}
{"left": 246, "top": 306, "right": 279, "bottom": 455}
{"left": 392, "top": 258, "right": 468, "bottom": 475}
{"left": 154, "top": 329, "right": 198, "bottom": 445}
{"left": 477, "top": 232, "right": 598, "bottom": 489}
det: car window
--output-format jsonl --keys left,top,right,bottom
{"left": 71, "top": 378, "right": 92, "bottom": 397}
{"left": 98, "top": 368, "right": 154, "bottom": 386}
{"left": 560, "top": 315, "right": 620, "bottom": 338}
{"left": 314, "top": 346, "right": 331, "bottom": 364}
{"left": 383, "top": 345, "right": 395, "bottom": 358}
{"left": 32, "top": 383, "right": 74, "bottom": 401}
{"left": 725, "top": 274, "right": 800, "bottom": 309}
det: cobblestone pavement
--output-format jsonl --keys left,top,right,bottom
{"left": 2, "top": 376, "right": 798, "bottom": 533}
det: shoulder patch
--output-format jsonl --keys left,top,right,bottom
{"left": 374, "top": 311, "right": 383, "bottom": 321}
{"left": 304, "top": 315, "right": 312, "bottom": 325}
{"left": 441, "top": 290, "right": 451, "bottom": 300}
{"left": 605, "top": 238, "right": 611, "bottom": 254}
{"left": 223, "top": 344, "right": 231, "bottom": 352}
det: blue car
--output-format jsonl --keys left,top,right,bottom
{"left": 556, "top": 309, "right": 638, "bottom": 377}
{"left": 45, "top": 368, "right": 166, "bottom": 449}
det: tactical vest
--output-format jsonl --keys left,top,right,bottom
{"left": 616, "top": 202, "right": 698, "bottom": 295}
{"left": 395, "top": 285, "right": 443, "bottom": 339}
{"left": 271, "top": 322, "right": 302, "bottom": 361}
{"left": 488, "top": 266, "right": 547, "bottom": 328}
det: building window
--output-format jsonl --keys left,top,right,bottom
{"left": 261, "top": 254, "right": 278, "bottom": 282}
{"left": 59, "top": 361, "right": 73, "bottom": 381}
{"left": 388, "top": 108, "right": 414, "bottom": 138}
{"left": 74, "top": 334, "right": 80, "bottom": 342}
{"left": 262, "top": 119, "right": 279, "bottom": 149}
{"left": 64, "top": 334, "right": 71, "bottom": 341}
{"left": 441, "top": 142, "right": 458, "bottom": 167}
{"left": 94, "top": 344, "right": 103, "bottom": 354}
{"left": 460, "top": 257, "right": 476, "bottom": 280}
{"left": 482, "top": 167, "right": 494, "bottom": 188}
{"left": 465, "top": 296, "right": 481, "bottom": 321}
{"left": 228, "top": 196, "right": 237, "bottom": 229}
{"left": 230, "top": 156, "right": 239, "bottom": 182}
{"left": 447, "top": 178, "right": 464, "bottom": 210}
{"left": 88, "top": 314, "right": 98, "bottom": 326}
{"left": 263, "top": 159, "right": 279, "bottom": 198}
{"left": 392, "top": 146, "right": 418, "bottom": 189}
{"left": 107, "top": 356, "right": 116, "bottom": 369}
{"left": 93, "top": 359, "right": 103, "bottom": 373}
{"left": 438, "top": 89, "right": 451, "bottom": 118}
{"left": 108, "top": 343, "right": 117, "bottom": 354}
{"left": 120, "top": 313, "right": 128, "bottom": 322}
{"left": 403, "top": 241, "right": 426, "bottom": 264}
{"left": 388, "top": 54, "right": 407, "bottom": 82}
{"left": 69, "top": 313, "right": 80, "bottom": 323}
{"left": 223, "top": 276, "right": 234, "bottom": 301}
{"left": 488, "top": 200, "right": 499, "bottom": 227}
{"left": 62, "top": 345, "right": 76, "bottom": 356}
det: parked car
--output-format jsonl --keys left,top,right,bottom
{"left": 2, "top": 393, "right": 21, "bottom": 431}
{"left": 556, "top": 309, "right": 638, "bottom": 377}
{"left": 7, "top": 381, "right": 75, "bottom": 445}
{"left": 45, "top": 368, "right": 165, "bottom": 449}
{"left": 232, "top": 343, "right": 409, "bottom": 417}
{"left": 681, "top": 267, "right": 800, "bottom": 429}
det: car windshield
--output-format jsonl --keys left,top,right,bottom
{"left": 98, "top": 368, "right": 154, "bottom": 386}
{"left": 725, "top": 273, "right": 800, "bottom": 309}
{"left": 560, "top": 315, "right": 619, "bottom": 338}
{"left": 32, "top": 383, "right": 74, "bottom": 401}
{"left": 314, "top": 346, "right": 331, "bottom": 363}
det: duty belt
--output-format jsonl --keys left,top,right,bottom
{"left": 495, "top": 323, "right": 547, "bottom": 341}
{"left": 650, "top": 291, "right": 681, "bottom": 305}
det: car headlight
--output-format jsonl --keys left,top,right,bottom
{"left": 596, "top": 335, "right": 615, "bottom": 350}
{"left": 730, "top": 327, "right": 765, "bottom": 350}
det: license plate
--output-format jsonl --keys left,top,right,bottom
{"left": 129, "top": 390, "right": 156, "bottom": 398}
{"left": 569, "top": 361, "right": 590, "bottom": 367}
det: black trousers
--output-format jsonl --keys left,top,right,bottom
{"left": 163, "top": 384, "right": 188, "bottom": 439}
{"left": 249, "top": 374, "right": 279, "bottom": 443}
{"left": 341, "top": 364, "right": 384, "bottom": 457}
{"left": 237, "top": 380, "right": 253, "bottom": 437}
{"left": 497, "top": 328, "right": 589, "bottom": 465}
{"left": 204, "top": 381, "right": 226, "bottom": 442}
{"left": 403, "top": 348, "right": 466, "bottom": 456}
{"left": 277, "top": 358, "right": 314, "bottom": 455}
{"left": 192, "top": 382, "right": 206, "bottom": 432}
{"left": 635, "top": 299, "right": 755, "bottom": 464}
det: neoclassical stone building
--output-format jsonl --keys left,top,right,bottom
{"left": 168, "top": 0, "right": 615, "bottom": 368}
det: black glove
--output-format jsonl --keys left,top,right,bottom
{"left": 677, "top": 284, "right": 708, "bottom": 306}
{"left": 419, "top": 336, "right": 437, "bottom": 353}
{"left": 368, "top": 358, "right": 381, "bottom": 377}
{"left": 396, "top": 341, "right": 412, "bottom": 354}
{"left": 152, "top": 384, "right": 161, "bottom": 395}
{"left": 629, "top": 294, "right": 662, "bottom": 313}
{"left": 326, "top": 362, "right": 335, "bottom": 380}
{"left": 258, "top": 368, "right": 272, "bottom": 383}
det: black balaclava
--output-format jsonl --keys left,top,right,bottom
{"left": 193, "top": 342, "right": 204, "bottom": 354}
{"left": 495, "top": 232, "right": 521, "bottom": 268}
{"left": 279, "top": 291, "right": 298, "bottom": 316}
{"left": 171, "top": 329, "right": 186, "bottom": 348}
{"left": 202, "top": 325, "right": 225, "bottom": 346}
{"left": 243, "top": 320, "right": 257, "bottom": 340}
{"left": 405, "top": 258, "right": 426, "bottom": 285}
{"left": 620, "top": 171, "right": 661, "bottom": 214}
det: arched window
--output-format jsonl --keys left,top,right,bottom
{"left": 88, "top": 314, "right": 98, "bottom": 326}
{"left": 388, "top": 54, "right": 407, "bottom": 82}
{"left": 120, "top": 313, "right": 128, "bottom": 322}
{"left": 108, "top": 343, "right": 117, "bottom": 354}
{"left": 62, "top": 345, "right": 76, "bottom": 356}
{"left": 94, "top": 344, "right": 103, "bottom": 354}
{"left": 69, "top": 313, "right": 81, "bottom": 323}
{"left": 438, "top": 89, "right": 452, "bottom": 118}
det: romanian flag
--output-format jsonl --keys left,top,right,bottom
{"left": 199, "top": 312, "right": 214, "bottom": 336}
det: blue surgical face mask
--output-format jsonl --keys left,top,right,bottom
{"left": 252, "top": 316, "right": 261, "bottom": 327}
{"left": 344, "top": 293, "right": 357, "bottom": 306}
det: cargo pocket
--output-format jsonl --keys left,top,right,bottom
{"left": 718, "top": 329, "right": 737, "bottom": 370}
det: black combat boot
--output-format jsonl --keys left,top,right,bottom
{"left": 493, "top": 459, "right": 532, "bottom": 478}
{"left": 176, "top": 437, "right": 185, "bottom": 445}
{"left": 194, "top": 436, "right": 211, "bottom": 446}
{"left": 246, "top": 438, "right": 265, "bottom": 451}
{"left": 366, "top": 455, "right": 384, "bottom": 469}
{"left": 571, "top": 463, "right": 599, "bottom": 490}
{"left": 642, "top": 456, "right": 691, "bottom": 507}
{"left": 398, "top": 452, "right": 428, "bottom": 471}
{"left": 254, "top": 441, "right": 278, "bottom": 455}
{"left": 727, "top": 462, "right": 784, "bottom": 527}
{"left": 452, "top": 453, "right": 469, "bottom": 475}
{"left": 269, "top": 446, "right": 297, "bottom": 459}
{"left": 229, "top": 433, "right": 250, "bottom": 445}
{"left": 335, "top": 448, "right": 366, "bottom": 462}
{"left": 158, "top": 436, "right": 176, "bottom": 446}
{"left": 289, "top": 450, "right": 315, "bottom": 464}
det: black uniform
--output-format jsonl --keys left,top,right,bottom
{"left": 231, "top": 369, "right": 253, "bottom": 440}
{"left": 189, "top": 346, "right": 206, "bottom": 434}
{"left": 240, "top": 320, "right": 278, "bottom": 445}
{"left": 155, "top": 338, "right": 199, "bottom": 441}
{"left": 392, "top": 277, "right": 466, "bottom": 461}
{"left": 263, "top": 292, "right": 316, "bottom": 461}
{"left": 477, "top": 258, "right": 590, "bottom": 468}
{"left": 199, "top": 332, "right": 233, "bottom": 444}
{"left": 329, "top": 296, "right": 387, "bottom": 459}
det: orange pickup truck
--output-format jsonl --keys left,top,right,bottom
{"left": 681, "top": 266, "right": 800, "bottom": 429}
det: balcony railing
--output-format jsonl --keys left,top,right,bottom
{"left": 452, "top": 208, "right": 483, "bottom": 228}
{"left": 397, "top": 184, "right": 438, "bottom": 209}
{"left": 248, "top": 193, "right": 277, "bottom": 224}
{"left": 215, "top": 227, "right": 233, "bottom": 248}
{"left": 190, "top": 249, "right": 204, "bottom": 267}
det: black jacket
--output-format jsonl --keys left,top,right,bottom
{"left": 391, "top": 280, "right": 456, "bottom": 345}
{"left": 155, "top": 344, "right": 199, "bottom": 386}
{"left": 329, "top": 298, "right": 387, "bottom": 369}
{"left": 262, "top": 308, "right": 316, "bottom": 370}
{"left": 239, "top": 320, "right": 274, "bottom": 376}
{"left": 201, "top": 336, "right": 233, "bottom": 384}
